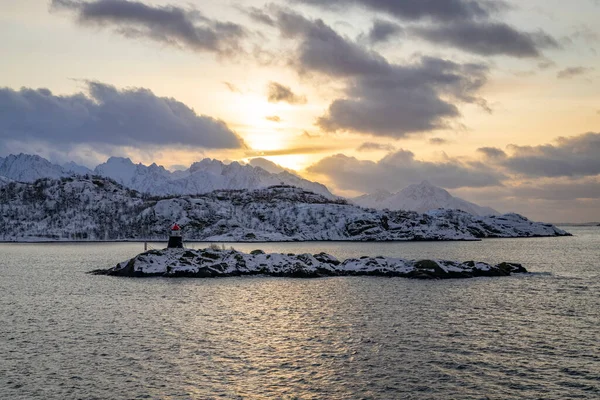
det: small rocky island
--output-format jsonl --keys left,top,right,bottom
{"left": 91, "top": 247, "right": 527, "bottom": 280}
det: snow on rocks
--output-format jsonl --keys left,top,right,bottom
{"left": 0, "top": 177, "right": 570, "bottom": 241}
{"left": 91, "top": 247, "right": 528, "bottom": 279}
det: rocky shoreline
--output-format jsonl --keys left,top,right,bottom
{"left": 91, "top": 247, "right": 527, "bottom": 280}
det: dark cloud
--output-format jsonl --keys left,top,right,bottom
{"left": 265, "top": 115, "right": 282, "bottom": 122}
{"left": 491, "top": 133, "right": 600, "bottom": 178}
{"left": 295, "top": 0, "right": 505, "bottom": 22}
{"left": 367, "top": 19, "right": 403, "bottom": 43}
{"left": 356, "top": 142, "right": 395, "bottom": 152}
{"left": 412, "top": 22, "right": 559, "bottom": 58}
{"left": 294, "top": 1, "right": 558, "bottom": 58}
{"left": 245, "top": 6, "right": 276, "bottom": 26}
{"left": 271, "top": 11, "right": 489, "bottom": 137}
{"left": 0, "top": 82, "right": 245, "bottom": 151}
{"left": 557, "top": 66, "right": 594, "bottom": 79}
{"left": 307, "top": 150, "right": 504, "bottom": 192}
{"left": 275, "top": 11, "right": 389, "bottom": 76}
{"left": 267, "top": 82, "right": 307, "bottom": 104}
{"left": 51, "top": 0, "right": 246, "bottom": 56}
{"left": 477, "top": 147, "right": 507, "bottom": 159}
{"left": 316, "top": 57, "right": 489, "bottom": 136}
{"left": 429, "top": 137, "right": 449, "bottom": 145}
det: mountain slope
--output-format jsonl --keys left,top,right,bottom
{"left": 94, "top": 156, "right": 334, "bottom": 198}
{"left": 0, "top": 153, "right": 335, "bottom": 198}
{"left": 353, "top": 181, "right": 499, "bottom": 216}
{"left": 0, "top": 154, "right": 72, "bottom": 182}
{"left": 0, "top": 176, "right": 568, "bottom": 241}
{"left": 0, "top": 176, "right": 12, "bottom": 187}
{"left": 62, "top": 161, "right": 93, "bottom": 175}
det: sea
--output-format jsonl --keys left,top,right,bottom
{"left": 1, "top": 226, "right": 598, "bottom": 399}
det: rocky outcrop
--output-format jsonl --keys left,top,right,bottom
{"left": 90, "top": 248, "right": 527, "bottom": 280}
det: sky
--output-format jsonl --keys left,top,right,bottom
{"left": 0, "top": 0, "right": 599, "bottom": 222}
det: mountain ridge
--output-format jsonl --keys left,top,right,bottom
{"left": 0, "top": 153, "right": 335, "bottom": 199}
{"left": 0, "top": 176, "right": 569, "bottom": 242}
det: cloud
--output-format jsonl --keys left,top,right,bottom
{"left": 557, "top": 66, "right": 594, "bottom": 79}
{"left": 246, "top": 146, "right": 336, "bottom": 157}
{"left": 480, "top": 133, "right": 600, "bottom": 178}
{"left": 265, "top": 115, "right": 282, "bottom": 122}
{"left": 248, "top": 157, "right": 297, "bottom": 174}
{"left": 295, "top": 0, "right": 505, "bottom": 22}
{"left": 295, "top": 1, "right": 557, "bottom": 58}
{"left": 51, "top": 0, "right": 247, "bottom": 56}
{"left": 429, "top": 137, "right": 448, "bottom": 145}
{"left": 267, "top": 81, "right": 307, "bottom": 104}
{"left": 477, "top": 147, "right": 507, "bottom": 159}
{"left": 451, "top": 182, "right": 600, "bottom": 222}
{"left": 366, "top": 19, "right": 403, "bottom": 43}
{"left": 316, "top": 57, "right": 489, "bottom": 137}
{"left": 307, "top": 150, "right": 504, "bottom": 193}
{"left": 357, "top": 142, "right": 395, "bottom": 152}
{"left": 245, "top": 6, "right": 276, "bottom": 26}
{"left": 0, "top": 82, "right": 245, "bottom": 152}
{"left": 271, "top": 10, "right": 489, "bottom": 137}
{"left": 412, "top": 22, "right": 560, "bottom": 58}
{"left": 510, "top": 177, "right": 600, "bottom": 201}
{"left": 301, "top": 131, "right": 320, "bottom": 139}
{"left": 222, "top": 81, "right": 242, "bottom": 93}
{"left": 275, "top": 10, "right": 389, "bottom": 76}
{"left": 538, "top": 60, "right": 556, "bottom": 70}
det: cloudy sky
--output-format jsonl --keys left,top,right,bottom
{"left": 1, "top": 0, "right": 599, "bottom": 222}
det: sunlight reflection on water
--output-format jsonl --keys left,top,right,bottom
{"left": 0, "top": 227, "right": 598, "bottom": 399}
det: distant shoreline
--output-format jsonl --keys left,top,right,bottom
{"left": 0, "top": 234, "right": 579, "bottom": 245}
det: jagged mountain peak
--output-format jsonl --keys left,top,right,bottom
{"left": 0, "top": 152, "right": 334, "bottom": 199}
{"left": 105, "top": 156, "right": 135, "bottom": 165}
{"left": 0, "top": 153, "right": 71, "bottom": 182}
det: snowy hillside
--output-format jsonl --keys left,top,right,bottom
{"left": 0, "top": 176, "right": 568, "bottom": 241}
{"left": 0, "top": 176, "right": 12, "bottom": 187}
{"left": 62, "top": 161, "right": 93, "bottom": 175}
{"left": 353, "top": 181, "right": 499, "bottom": 216}
{"left": 0, "top": 154, "right": 72, "bottom": 182}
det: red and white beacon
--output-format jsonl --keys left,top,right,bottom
{"left": 167, "top": 223, "right": 183, "bottom": 248}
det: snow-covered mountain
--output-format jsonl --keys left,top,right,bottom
{"left": 62, "top": 161, "right": 93, "bottom": 175}
{"left": 94, "top": 156, "right": 334, "bottom": 198}
{"left": 0, "top": 153, "right": 334, "bottom": 198}
{"left": 0, "top": 154, "right": 72, "bottom": 182}
{"left": 0, "top": 176, "right": 12, "bottom": 187}
{"left": 0, "top": 176, "right": 569, "bottom": 241}
{"left": 353, "top": 181, "right": 499, "bottom": 216}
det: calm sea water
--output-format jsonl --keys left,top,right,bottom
{"left": 1, "top": 227, "right": 599, "bottom": 399}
